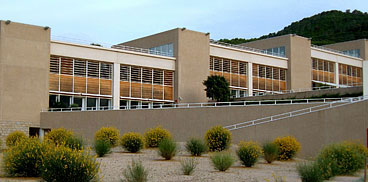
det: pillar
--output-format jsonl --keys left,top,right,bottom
{"left": 247, "top": 62, "right": 253, "bottom": 96}
{"left": 112, "top": 63, "right": 120, "bottom": 109}
{"left": 363, "top": 60, "right": 368, "bottom": 96}
{"left": 39, "top": 128, "right": 45, "bottom": 140}
{"left": 335, "top": 62, "right": 339, "bottom": 87}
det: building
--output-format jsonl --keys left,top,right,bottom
{"left": 0, "top": 20, "right": 367, "bottom": 141}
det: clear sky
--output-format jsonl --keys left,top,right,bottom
{"left": 0, "top": 0, "right": 367, "bottom": 46}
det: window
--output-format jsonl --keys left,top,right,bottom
{"left": 149, "top": 43, "right": 174, "bottom": 57}
{"left": 131, "top": 67, "right": 141, "bottom": 82}
{"left": 343, "top": 49, "right": 360, "bottom": 58}
{"left": 263, "top": 46, "right": 286, "bottom": 57}
{"left": 120, "top": 65, "right": 130, "bottom": 81}
{"left": 74, "top": 60, "right": 86, "bottom": 76}
{"left": 87, "top": 98, "right": 97, "bottom": 108}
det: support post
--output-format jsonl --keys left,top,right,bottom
{"left": 363, "top": 60, "right": 368, "bottom": 97}
{"left": 335, "top": 62, "right": 339, "bottom": 87}
{"left": 247, "top": 62, "right": 253, "bottom": 96}
{"left": 112, "top": 63, "right": 120, "bottom": 109}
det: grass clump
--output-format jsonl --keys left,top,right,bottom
{"left": 120, "top": 132, "right": 144, "bottom": 153}
{"left": 94, "top": 139, "right": 111, "bottom": 157}
{"left": 158, "top": 138, "right": 177, "bottom": 160}
{"left": 144, "top": 126, "right": 171, "bottom": 148}
{"left": 210, "top": 152, "right": 235, "bottom": 171}
{"left": 296, "top": 161, "right": 323, "bottom": 182}
{"left": 236, "top": 141, "right": 262, "bottom": 167}
{"left": 94, "top": 126, "right": 120, "bottom": 147}
{"left": 273, "top": 136, "right": 301, "bottom": 160}
{"left": 6, "top": 131, "right": 27, "bottom": 147}
{"left": 204, "top": 126, "right": 232, "bottom": 152}
{"left": 185, "top": 138, "right": 208, "bottom": 156}
{"left": 123, "top": 160, "right": 148, "bottom": 182}
{"left": 262, "top": 142, "right": 279, "bottom": 164}
{"left": 180, "top": 158, "right": 198, "bottom": 175}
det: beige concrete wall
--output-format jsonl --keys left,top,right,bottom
{"left": 232, "top": 99, "right": 368, "bottom": 157}
{"left": 241, "top": 35, "right": 312, "bottom": 90}
{"left": 325, "top": 39, "right": 368, "bottom": 60}
{"left": 0, "top": 21, "right": 50, "bottom": 127}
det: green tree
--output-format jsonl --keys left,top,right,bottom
{"left": 203, "top": 75, "right": 230, "bottom": 102}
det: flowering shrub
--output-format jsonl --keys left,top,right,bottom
{"left": 273, "top": 136, "right": 301, "bottom": 160}
{"left": 144, "top": 126, "right": 171, "bottom": 148}
{"left": 6, "top": 131, "right": 27, "bottom": 147}
{"left": 45, "top": 128, "right": 73, "bottom": 146}
{"left": 3, "top": 137, "right": 45, "bottom": 176}
{"left": 236, "top": 141, "right": 262, "bottom": 167}
{"left": 120, "top": 132, "right": 144, "bottom": 153}
{"left": 94, "top": 127, "right": 120, "bottom": 147}
{"left": 204, "top": 126, "right": 232, "bottom": 152}
{"left": 342, "top": 141, "right": 368, "bottom": 157}
{"left": 41, "top": 145, "right": 100, "bottom": 182}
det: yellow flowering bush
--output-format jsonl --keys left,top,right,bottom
{"left": 6, "top": 131, "right": 27, "bottom": 147}
{"left": 144, "top": 126, "right": 171, "bottom": 148}
{"left": 120, "top": 132, "right": 144, "bottom": 153}
{"left": 45, "top": 128, "right": 73, "bottom": 146}
{"left": 236, "top": 141, "right": 262, "bottom": 167}
{"left": 273, "top": 136, "right": 301, "bottom": 160}
{"left": 204, "top": 126, "right": 232, "bottom": 152}
{"left": 342, "top": 141, "right": 368, "bottom": 158}
{"left": 94, "top": 127, "right": 120, "bottom": 147}
{"left": 41, "top": 145, "right": 100, "bottom": 182}
{"left": 3, "top": 137, "right": 45, "bottom": 176}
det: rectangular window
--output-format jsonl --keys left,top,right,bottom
{"left": 74, "top": 60, "right": 86, "bottom": 76}
{"left": 87, "top": 61, "right": 99, "bottom": 78}
{"left": 142, "top": 68, "right": 152, "bottom": 83}
{"left": 100, "top": 63, "right": 112, "bottom": 79}
{"left": 153, "top": 69, "right": 163, "bottom": 84}
{"left": 50, "top": 57, "right": 59, "bottom": 73}
{"left": 120, "top": 65, "right": 130, "bottom": 81}
{"left": 131, "top": 67, "right": 141, "bottom": 82}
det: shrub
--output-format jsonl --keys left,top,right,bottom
{"left": 315, "top": 155, "right": 338, "bottom": 180}
{"left": 296, "top": 161, "right": 323, "bottom": 182}
{"left": 120, "top": 132, "right": 144, "bottom": 153}
{"left": 144, "top": 126, "right": 171, "bottom": 148}
{"left": 262, "top": 142, "right": 279, "bottom": 164}
{"left": 158, "top": 138, "right": 177, "bottom": 160}
{"left": 123, "top": 160, "right": 148, "bottom": 182}
{"left": 210, "top": 152, "right": 235, "bottom": 171}
{"left": 204, "top": 126, "right": 232, "bottom": 152}
{"left": 6, "top": 131, "right": 27, "bottom": 147}
{"left": 94, "top": 139, "right": 111, "bottom": 157}
{"left": 316, "top": 143, "right": 365, "bottom": 176}
{"left": 180, "top": 158, "right": 198, "bottom": 175}
{"left": 273, "top": 136, "right": 301, "bottom": 160}
{"left": 237, "top": 141, "right": 262, "bottom": 167}
{"left": 45, "top": 128, "right": 73, "bottom": 146}
{"left": 343, "top": 141, "right": 368, "bottom": 157}
{"left": 185, "top": 138, "right": 208, "bottom": 156}
{"left": 41, "top": 145, "right": 99, "bottom": 182}
{"left": 94, "top": 127, "right": 120, "bottom": 147}
{"left": 65, "top": 135, "right": 84, "bottom": 150}
{"left": 3, "top": 137, "right": 45, "bottom": 177}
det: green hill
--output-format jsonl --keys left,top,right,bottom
{"left": 219, "top": 10, "right": 368, "bottom": 45}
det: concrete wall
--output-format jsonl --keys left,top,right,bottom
{"left": 325, "top": 39, "right": 368, "bottom": 60}
{"left": 232, "top": 99, "right": 368, "bottom": 157}
{"left": 0, "top": 21, "right": 50, "bottom": 128}
{"left": 235, "top": 86, "right": 362, "bottom": 101}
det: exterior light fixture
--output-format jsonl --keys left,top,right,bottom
{"left": 206, "top": 32, "right": 210, "bottom": 36}
{"left": 181, "top": 28, "right": 186, "bottom": 31}
{"left": 44, "top": 26, "right": 50, "bottom": 30}
{"left": 5, "top": 20, "right": 11, "bottom": 25}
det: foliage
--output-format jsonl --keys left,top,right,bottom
{"left": 144, "top": 126, "right": 171, "bottom": 148}
{"left": 210, "top": 152, "right": 235, "bottom": 171}
{"left": 315, "top": 155, "right": 338, "bottom": 180}
{"left": 218, "top": 10, "right": 368, "bottom": 46}
{"left": 0, "top": 137, "right": 2, "bottom": 150}
{"left": 3, "top": 137, "right": 45, "bottom": 177}
{"left": 94, "top": 127, "right": 120, "bottom": 147}
{"left": 316, "top": 143, "right": 365, "bottom": 176}
{"left": 45, "top": 128, "right": 74, "bottom": 146}
{"left": 120, "top": 132, "right": 144, "bottom": 153}
{"left": 262, "top": 142, "right": 280, "bottom": 164}
{"left": 65, "top": 135, "right": 84, "bottom": 150}
{"left": 273, "top": 136, "right": 301, "bottom": 160}
{"left": 122, "top": 160, "right": 148, "bottom": 182}
{"left": 6, "top": 131, "right": 27, "bottom": 147}
{"left": 94, "top": 139, "right": 111, "bottom": 157}
{"left": 296, "top": 161, "right": 323, "bottom": 182}
{"left": 41, "top": 145, "right": 99, "bottom": 182}
{"left": 203, "top": 75, "right": 230, "bottom": 102}
{"left": 236, "top": 141, "right": 262, "bottom": 167}
{"left": 204, "top": 126, "right": 232, "bottom": 152}
{"left": 158, "top": 138, "right": 177, "bottom": 160}
{"left": 343, "top": 141, "right": 368, "bottom": 157}
{"left": 185, "top": 138, "right": 208, "bottom": 156}
{"left": 180, "top": 158, "right": 198, "bottom": 175}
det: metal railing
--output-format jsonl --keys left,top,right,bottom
{"left": 311, "top": 45, "right": 361, "bottom": 59}
{"left": 43, "top": 97, "right": 344, "bottom": 112}
{"left": 209, "top": 39, "right": 286, "bottom": 58}
{"left": 224, "top": 96, "right": 367, "bottom": 131}
{"left": 111, "top": 44, "right": 173, "bottom": 57}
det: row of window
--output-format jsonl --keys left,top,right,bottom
{"left": 342, "top": 49, "right": 360, "bottom": 58}
{"left": 149, "top": 43, "right": 174, "bottom": 57}
{"left": 252, "top": 64, "right": 287, "bottom": 92}
{"left": 210, "top": 57, "right": 247, "bottom": 75}
{"left": 312, "top": 58, "right": 335, "bottom": 84}
{"left": 120, "top": 65, "right": 173, "bottom": 86}
{"left": 264, "top": 46, "right": 286, "bottom": 57}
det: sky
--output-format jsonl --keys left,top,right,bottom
{"left": 0, "top": 0, "right": 367, "bottom": 46}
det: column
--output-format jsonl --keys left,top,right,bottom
{"left": 247, "top": 62, "right": 253, "bottom": 96}
{"left": 39, "top": 128, "right": 45, "bottom": 140}
{"left": 335, "top": 62, "right": 339, "bottom": 87}
{"left": 112, "top": 63, "right": 120, "bottom": 109}
{"left": 363, "top": 60, "right": 368, "bottom": 96}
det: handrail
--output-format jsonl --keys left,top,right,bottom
{"left": 311, "top": 45, "right": 361, "bottom": 59}
{"left": 224, "top": 96, "right": 367, "bottom": 131}
{"left": 210, "top": 39, "right": 286, "bottom": 58}
{"left": 42, "top": 97, "right": 344, "bottom": 112}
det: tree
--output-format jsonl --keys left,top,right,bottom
{"left": 203, "top": 75, "right": 230, "bottom": 102}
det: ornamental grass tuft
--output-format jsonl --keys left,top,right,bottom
{"left": 158, "top": 138, "right": 177, "bottom": 160}
{"left": 94, "top": 139, "right": 111, "bottom": 157}
{"left": 262, "top": 141, "right": 280, "bottom": 164}
{"left": 185, "top": 138, "right": 208, "bottom": 156}
{"left": 210, "top": 152, "right": 235, "bottom": 171}
{"left": 123, "top": 160, "right": 148, "bottom": 182}
{"left": 180, "top": 157, "right": 198, "bottom": 175}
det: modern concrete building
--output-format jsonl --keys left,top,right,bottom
{"left": 0, "top": 20, "right": 367, "bottom": 146}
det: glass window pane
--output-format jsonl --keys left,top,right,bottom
{"left": 87, "top": 98, "right": 96, "bottom": 108}
{"left": 60, "top": 95, "right": 71, "bottom": 108}
{"left": 73, "top": 97, "right": 83, "bottom": 107}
